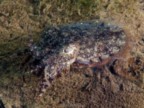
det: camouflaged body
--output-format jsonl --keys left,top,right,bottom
{"left": 30, "top": 21, "right": 126, "bottom": 96}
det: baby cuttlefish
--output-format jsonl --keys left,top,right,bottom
{"left": 29, "top": 20, "right": 127, "bottom": 97}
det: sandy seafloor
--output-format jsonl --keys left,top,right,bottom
{"left": 0, "top": 0, "right": 144, "bottom": 108}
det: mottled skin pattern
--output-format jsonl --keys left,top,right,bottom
{"left": 29, "top": 21, "right": 126, "bottom": 97}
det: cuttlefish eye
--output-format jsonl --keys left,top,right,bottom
{"left": 63, "top": 44, "right": 77, "bottom": 55}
